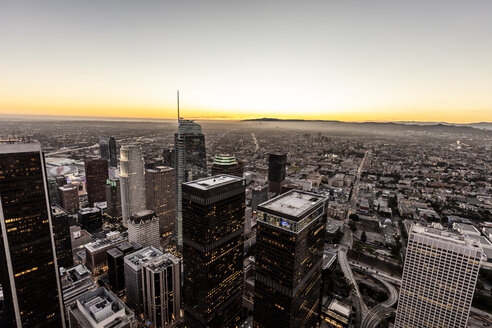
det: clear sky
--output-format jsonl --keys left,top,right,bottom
{"left": 1, "top": 0, "right": 491, "bottom": 122}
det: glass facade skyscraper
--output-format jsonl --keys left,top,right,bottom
{"left": 99, "top": 137, "right": 117, "bottom": 168}
{"left": 182, "top": 175, "right": 245, "bottom": 328}
{"left": 174, "top": 119, "right": 207, "bottom": 246}
{"left": 267, "top": 153, "right": 286, "bottom": 194}
{"left": 120, "top": 144, "right": 146, "bottom": 226}
{"left": 0, "top": 143, "right": 65, "bottom": 328}
{"left": 254, "top": 190, "right": 327, "bottom": 328}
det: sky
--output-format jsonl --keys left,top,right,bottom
{"left": 0, "top": 0, "right": 491, "bottom": 122}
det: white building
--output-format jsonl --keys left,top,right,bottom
{"left": 128, "top": 210, "right": 160, "bottom": 249}
{"left": 142, "top": 253, "right": 182, "bottom": 328}
{"left": 120, "top": 144, "right": 146, "bottom": 226}
{"left": 395, "top": 225, "right": 482, "bottom": 328}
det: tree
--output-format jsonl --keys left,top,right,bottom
{"left": 361, "top": 230, "right": 367, "bottom": 243}
{"left": 349, "top": 213, "right": 359, "bottom": 221}
{"left": 349, "top": 220, "right": 357, "bottom": 232}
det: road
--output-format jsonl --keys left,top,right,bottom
{"left": 361, "top": 274, "right": 398, "bottom": 328}
{"left": 251, "top": 133, "right": 259, "bottom": 152}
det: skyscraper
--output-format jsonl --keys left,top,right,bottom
{"left": 120, "top": 144, "right": 146, "bottom": 226}
{"left": 58, "top": 184, "right": 79, "bottom": 213}
{"left": 395, "top": 225, "right": 482, "bottom": 328}
{"left": 52, "top": 205, "right": 74, "bottom": 269}
{"left": 268, "top": 153, "right": 287, "bottom": 194}
{"left": 85, "top": 159, "right": 108, "bottom": 206}
{"left": 142, "top": 253, "right": 182, "bottom": 328}
{"left": 254, "top": 190, "right": 327, "bottom": 328}
{"left": 106, "top": 178, "right": 122, "bottom": 219}
{"left": 175, "top": 119, "right": 207, "bottom": 246}
{"left": 182, "top": 175, "right": 245, "bottom": 328}
{"left": 211, "top": 154, "right": 243, "bottom": 178}
{"left": 0, "top": 142, "right": 65, "bottom": 327}
{"left": 100, "top": 137, "right": 117, "bottom": 168}
{"left": 145, "top": 166, "right": 176, "bottom": 238}
{"left": 107, "top": 242, "right": 142, "bottom": 293}
{"left": 127, "top": 210, "right": 160, "bottom": 249}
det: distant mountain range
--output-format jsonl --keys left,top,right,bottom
{"left": 243, "top": 118, "right": 492, "bottom": 131}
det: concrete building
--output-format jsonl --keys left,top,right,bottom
{"left": 68, "top": 287, "right": 136, "bottom": 328}
{"left": 395, "top": 225, "right": 482, "bottom": 328}
{"left": 128, "top": 210, "right": 160, "bottom": 249}
{"left": 60, "top": 264, "right": 97, "bottom": 323}
{"left": 145, "top": 166, "right": 176, "bottom": 238}
{"left": 59, "top": 183, "right": 79, "bottom": 213}
{"left": 254, "top": 190, "right": 327, "bottom": 328}
{"left": 142, "top": 253, "right": 182, "bottom": 328}
{"left": 120, "top": 144, "right": 146, "bottom": 226}
{"left": 124, "top": 246, "right": 163, "bottom": 313}
{"left": 107, "top": 242, "right": 142, "bottom": 293}
{"left": 84, "top": 231, "right": 128, "bottom": 274}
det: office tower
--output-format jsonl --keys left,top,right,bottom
{"left": 59, "top": 264, "right": 97, "bottom": 323}
{"left": 267, "top": 153, "right": 287, "bottom": 194}
{"left": 0, "top": 142, "right": 65, "bottom": 327}
{"left": 162, "top": 148, "right": 175, "bottom": 168}
{"left": 68, "top": 287, "right": 136, "bottom": 328}
{"left": 48, "top": 177, "right": 61, "bottom": 205}
{"left": 128, "top": 210, "right": 160, "bottom": 249}
{"left": 85, "top": 159, "right": 108, "bottom": 206}
{"left": 52, "top": 205, "right": 74, "bottom": 268}
{"left": 120, "top": 144, "right": 146, "bottom": 226}
{"left": 78, "top": 207, "right": 103, "bottom": 233}
{"left": 84, "top": 231, "right": 128, "bottom": 274}
{"left": 175, "top": 119, "right": 207, "bottom": 246}
{"left": 124, "top": 247, "right": 163, "bottom": 313}
{"left": 395, "top": 225, "right": 482, "bottom": 328}
{"left": 251, "top": 184, "right": 268, "bottom": 211}
{"left": 254, "top": 190, "right": 327, "bottom": 328}
{"left": 211, "top": 154, "right": 244, "bottom": 178}
{"left": 106, "top": 178, "right": 122, "bottom": 219}
{"left": 100, "top": 137, "right": 117, "bottom": 168}
{"left": 145, "top": 167, "right": 176, "bottom": 238}
{"left": 59, "top": 184, "right": 79, "bottom": 212}
{"left": 107, "top": 242, "right": 142, "bottom": 293}
{"left": 142, "top": 253, "right": 182, "bottom": 328}
{"left": 182, "top": 175, "right": 245, "bottom": 328}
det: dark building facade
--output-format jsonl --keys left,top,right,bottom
{"left": 85, "top": 159, "right": 108, "bottom": 206}
{"left": 106, "top": 178, "right": 122, "bottom": 219}
{"left": 145, "top": 166, "right": 176, "bottom": 238}
{"left": 211, "top": 154, "right": 244, "bottom": 178}
{"left": 251, "top": 184, "right": 268, "bottom": 212}
{"left": 107, "top": 242, "right": 142, "bottom": 293}
{"left": 100, "top": 137, "right": 117, "bottom": 168}
{"left": 0, "top": 143, "right": 65, "bottom": 328}
{"left": 51, "top": 205, "right": 74, "bottom": 269}
{"left": 77, "top": 207, "right": 102, "bottom": 233}
{"left": 58, "top": 184, "right": 79, "bottom": 213}
{"left": 268, "top": 153, "right": 287, "bottom": 194}
{"left": 182, "top": 175, "right": 245, "bottom": 328}
{"left": 254, "top": 190, "right": 327, "bottom": 328}
{"left": 162, "top": 148, "right": 175, "bottom": 168}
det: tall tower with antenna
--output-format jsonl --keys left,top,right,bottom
{"left": 174, "top": 91, "right": 207, "bottom": 247}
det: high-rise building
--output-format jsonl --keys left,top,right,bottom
{"left": 48, "top": 177, "right": 61, "bottom": 205}
{"left": 100, "top": 137, "right": 117, "bottom": 168}
{"left": 145, "top": 167, "right": 176, "bottom": 238}
{"left": 52, "top": 205, "right": 74, "bottom": 268}
{"left": 267, "top": 153, "right": 287, "bottom": 194}
{"left": 211, "top": 154, "right": 244, "bottom": 178}
{"left": 107, "top": 242, "right": 142, "bottom": 293}
{"left": 174, "top": 119, "right": 207, "bottom": 246}
{"left": 106, "top": 178, "right": 122, "bottom": 219}
{"left": 0, "top": 142, "right": 65, "bottom": 327}
{"left": 85, "top": 159, "right": 108, "bottom": 206}
{"left": 124, "top": 246, "right": 163, "bottom": 313}
{"left": 84, "top": 231, "right": 128, "bottom": 274}
{"left": 162, "top": 148, "right": 175, "bottom": 168}
{"left": 182, "top": 175, "right": 245, "bottom": 328}
{"left": 120, "top": 144, "right": 146, "bottom": 226}
{"left": 59, "top": 184, "right": 79, "bottom": 213}
{"left": 68, "top": 287, "right": 136, "bottom": 328}
{"left": 251, "top": 184, "right": 268, "bottom": 212}
{"left": 142, "top": 253, "right": 182, "bottom": 328}
{"left": 254, "top": 190, "right": 327, "bottom": 328}
{"left": 395, "top": 225, "right": 482, "bottom": 328}
{"left": 78, "top": 207, "right": 103, "bottom": 234}
{"left": 128, "top": 210, "right": 160, "bottom": 249}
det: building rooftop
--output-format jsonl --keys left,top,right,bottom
{"left": 412, "top": 224, "right": 482, "bottom": 249}
{"left": 79, "top": 207, "right": 100, "bottom": 215}
{"left": 124, "top": 246, "right": 163, "bottom": 270}
{"left": 259, "top": 190, "right": 326, "bottom": 219}
{"left": 143, "top": 253, "right": 181, "bottom": 272}
{"left": 129, "top": 210, "right": 156, "bottom": 224}
{"left": 213, "top": 154, "right": 237, "bottom": 166}
{"left": 184, "top": 174, "right": 242, "bottom": 190}
{"left": 85, "top": 232, "right": 127, "bottom": 253}
{"left": 328, "top": 299, "right": 352, "bottom": 318}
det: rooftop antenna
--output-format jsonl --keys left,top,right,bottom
{"left": 177, "top": 90, "right": 180, "bottom": 121}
